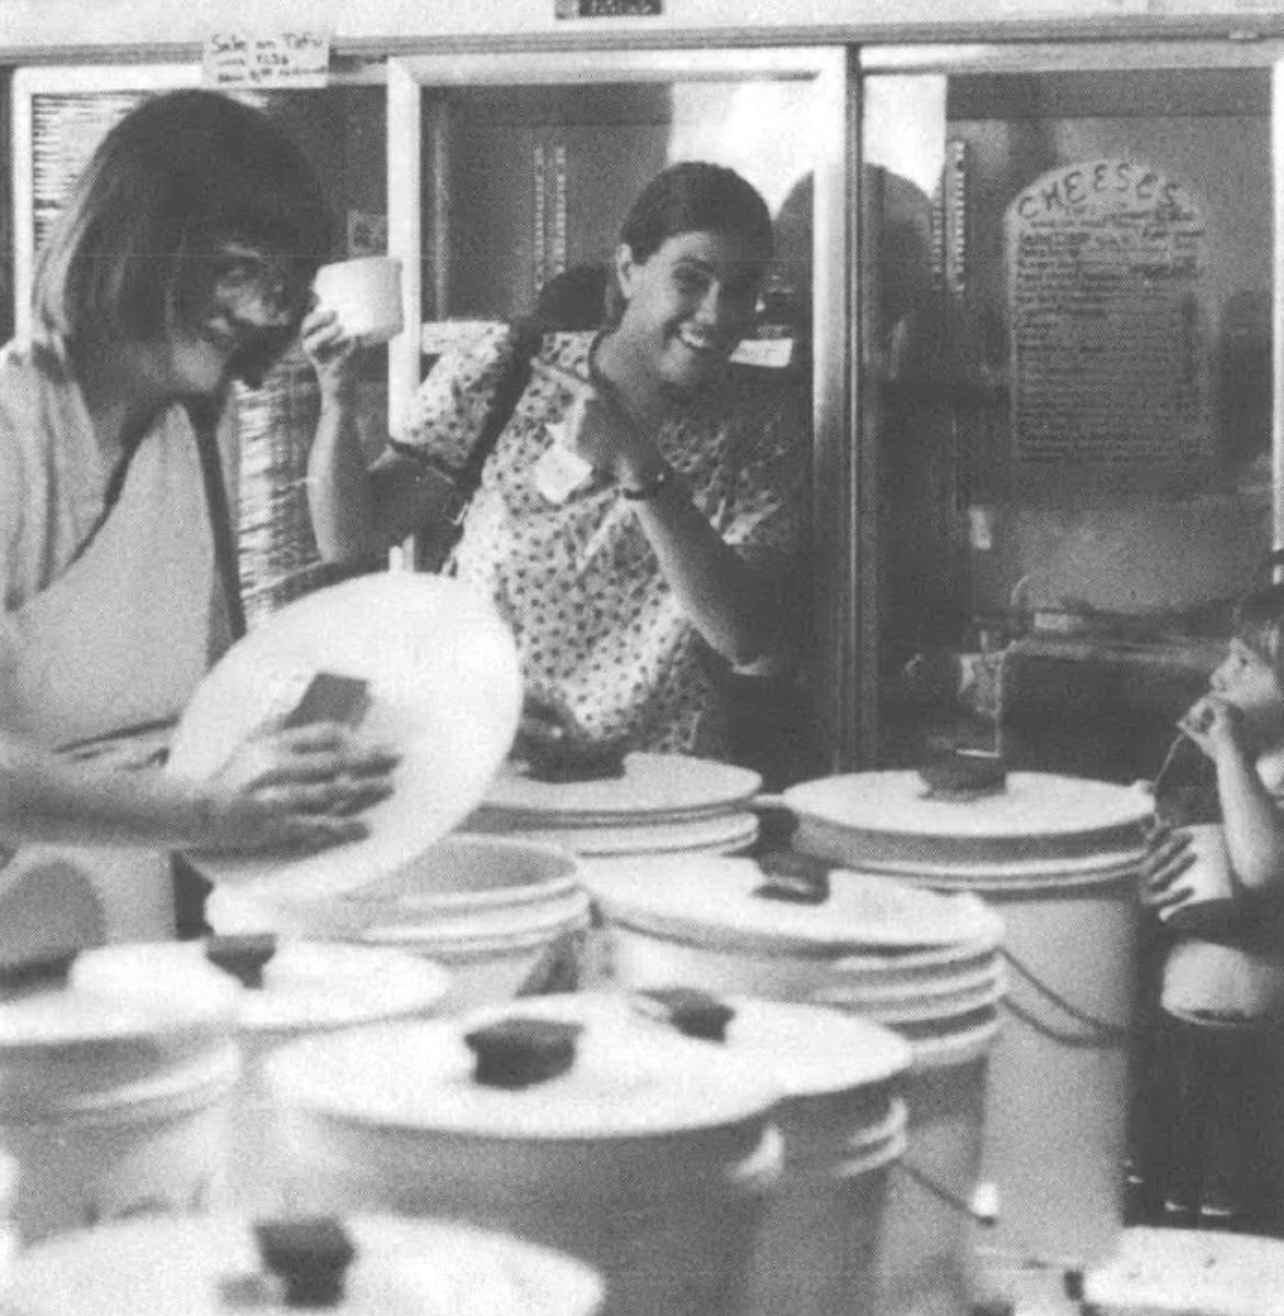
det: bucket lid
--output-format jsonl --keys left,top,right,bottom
{"left": 0, "top": 950, "right": 234, "bottom": 1056}
{"left": 264, "top": 1007, "right": 781, "bottom": 1142}
{"left": 73, "top": 939, "right": 450, "bottom": 1036}
{"left": 784, "top": 772, "right": 1151, "bottom": 873}
{"left": 1083, "top": 1226, "right": 1284, "bottom": 1316}
{"left": 471, "top": 991, "right": 912, "bottom": 1101}
{"left": 480, "top": 754, "right": 761, "bottom": 825}
{"left": 166, "top": 574, "right": 523, "bottom": 900}
{"left": 4, "top": 1213, "right": 605, "bottom": 1316}
{"left": 584, "top": 856, "right": 1003, "bottom": 955}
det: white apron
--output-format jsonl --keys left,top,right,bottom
{"left": 0, "top": 407, "right": 227, "bottom": 962}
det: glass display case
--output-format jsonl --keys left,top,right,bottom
{"left": 860, "top": 44, "right": 1283, "bottom": 779}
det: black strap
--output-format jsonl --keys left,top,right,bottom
{"left": 392, "top": 323, "right": 542, "bottom": 540}
{"left": 188, "top": 397, "right": 247, "bottom": 642}
{"left": 455, "top": 323, "right": 541, "bottom": 506}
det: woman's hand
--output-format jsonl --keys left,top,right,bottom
{"left": 1139, "top": 819, "right": 1196, "bottom": 915}
{"left": 565, "top": 386, "right": 664, "bottom": 489}
{"left": 195, "top": 722, "right": 399, "bottom": 854}
{"left": 513, "top": 691, "right": 627, "bottom": 782}
{"left": 301, "top": 305, "right": 361, "bottom": 406}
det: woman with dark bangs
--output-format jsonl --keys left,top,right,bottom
{"left": 0, "top": 90, "right": 396, "bottom": 954}
{"left": 308, "top": 162, "right": 809, "bottom": 765}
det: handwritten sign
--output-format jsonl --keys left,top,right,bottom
{"left": 203, "top": 31, "right": 331, "bottom": 89}
{"left": 1006, "top": 159, "right": 1209, "bottom": 470}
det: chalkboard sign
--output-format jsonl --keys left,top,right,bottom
{"left": 1006, "top": 159, "right": 1209, "bottom": 473}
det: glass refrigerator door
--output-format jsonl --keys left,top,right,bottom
{"left": 859, "top": 44, "right": 1281, "bottom": 781}
{"left": 387, "top": 49, "right": 849, "bottom": 777}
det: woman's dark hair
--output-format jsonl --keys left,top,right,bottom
{"left": 33, "top": 89, "right": 332, "bottom": 348}
{"left": 619, "top": 161, "right": 774, "bottom": 265}
{"left": 1234, "top": 582, "right": 1284, "bottom": 692}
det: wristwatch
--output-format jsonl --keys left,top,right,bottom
{"left": 620, "top": 464, "right": 675, "bottom": 502}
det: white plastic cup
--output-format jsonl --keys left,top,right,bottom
{"left": 313, "top": 257, "right": 404, "bottom": 345}
{"left": 1158, "top": 824, "right": 1238, "bottom": 931}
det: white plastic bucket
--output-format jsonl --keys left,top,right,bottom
{"left": 1, "top": 1046, "right": 239, "bottom": 1245}
{"left": 748, "top": 1095, "right": 908, "bottom": 1316}
{"left": 784, "top": 770, "right": 1149, "bottom": 1274}
{"left": 584, "top": 855, "right": 1001, "bottom": 1004}
{"left": 207, "top": 836, "right": 590, "bottom": 1009}
{"left": 962, "top": 871, "right": 1138, "bottom": 1268}
{"left": 74, "top": 939, "right": 451, "bottom": 1216}
{"left": 265, "top": 1009, "right": 782, "bottom": 1316}
{"left": 879, "top": 1009, "right": 1001, "bottom": 1316}
{"left": 561, "top": 993, "right": 912, "bottom": 1316}
{"left": 0, "top": 953, "right": 241, "bottom": 1245}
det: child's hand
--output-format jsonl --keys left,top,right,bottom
{"left": 301, "top": 305, "right": 361, "bottom": 405}
{"left": 1179, "top": 694, "right": 1248, "bottom": 760}
{"left": 1139, "top": 819, "right": 1197, "bottom": 915}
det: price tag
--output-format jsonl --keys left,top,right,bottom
{"left": 203, "top": 30, "right": 331, "bottom": 89}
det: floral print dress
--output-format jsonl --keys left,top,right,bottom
{"left": 402, "top": 324, "right": 807, "bottom": 757}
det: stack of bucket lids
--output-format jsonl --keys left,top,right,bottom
{"left": 781, "top": 770, "right": 1152, "bottom": 890}
{"left": 496, "top": 990, "right": 912, "bottom": 1163}
{"left": 583, "top": 854, "right": 1004, "bottom": 1023}
{"left": 465, "top": 753, "right": 763, "bottom": 858}
{"left": 3, "top": 1213, "right": 606, "bottom": 1316}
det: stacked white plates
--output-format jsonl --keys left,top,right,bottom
{"left": 263, "top": 996, "right": 782, "bottom": 1316}
{"left": 5, "top": 1212, "right": 605, "bottom": 1316}
{"left": 464, "top": 753, "right": 763, "bottom": 858}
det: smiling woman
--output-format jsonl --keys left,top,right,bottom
{"left": 0, "top": 89, "right": 400, "bottom": 962}
{"left": 307, "top": 161, "right": 811, "bottom": 763}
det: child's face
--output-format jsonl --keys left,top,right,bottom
{"left": 1209, "top": 638, "right": 1284, "bottom": 749}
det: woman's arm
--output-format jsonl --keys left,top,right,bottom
{"left": 0, "top": 723, "right": 398, "bottom": 854}
{"left": 630, "top": 483, "right": 792, "bottom": 668}
{"left": 302, "top": 312, "right": 519, "bottom": 563}
{"left": 301, "top": 308, "right": 430, "bottom": 561}
{"left": 567, "top": 383, "right": 803, "bottom": 669}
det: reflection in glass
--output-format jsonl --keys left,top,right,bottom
{"left": 864, "top": 68, "right": 1273, "bottom": 778}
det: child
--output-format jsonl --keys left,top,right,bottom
{"left": 1135, "top": 583, "right": 1284, "bottom": 1229}
{"left": 1144, "top": 583, "right": 1284, "bottom": 929}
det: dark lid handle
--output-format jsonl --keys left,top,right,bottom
{"left": 753, "top": 850, "right": 831, "bottom": 905}
{"left": 206, "top": 934, "right": 277, "bottom": 989}
{"left": 254, "top": 1217, "right": 356, "bottom": 1309}
{"left": 464, "top": 1017, "right": 582, "bottom": 1088}
{"left": 0, "top": 949, "right": 78, "bottom": 994}
{"left": 636, "top": 987, "right": 736, "bottom": 1042}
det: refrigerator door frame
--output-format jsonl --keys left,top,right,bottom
{"left": 387, "top": 47, "right": 853, "bottom": 766}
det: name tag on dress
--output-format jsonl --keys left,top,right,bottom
{"left": 533, "top": 426, "right": 595, "bottom": 504}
